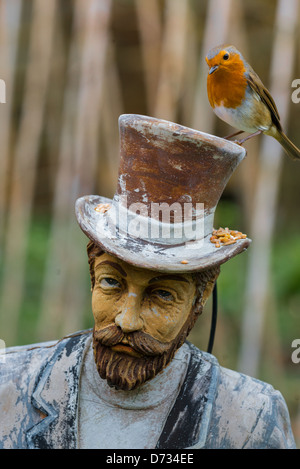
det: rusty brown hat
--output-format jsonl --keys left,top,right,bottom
{"left": 75, "top": 114, "right": 251, "bottom": 272}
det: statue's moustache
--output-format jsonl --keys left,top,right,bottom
{"left": 93, "top": 324, "right": 171, "bottom": 357}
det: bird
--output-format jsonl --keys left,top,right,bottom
{"left": 206, "top": 44, "right": 300, "bottom": 160}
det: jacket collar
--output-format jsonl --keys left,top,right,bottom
{"left": 26, "top": 330, "right": 92, "bottom": 449}
{"left": 156, "top": 342, "right": 219, "bottom": 449}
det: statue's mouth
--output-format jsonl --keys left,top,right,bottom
{"left": 110, "top": 344, "right": 143, "bottom": 358}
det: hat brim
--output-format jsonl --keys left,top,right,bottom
{"left": 75, "top": 195, "right": 251, "bottom": 273}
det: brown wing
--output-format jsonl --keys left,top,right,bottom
{"left": 246, "top": 69, "right": 282, "bottom": 131}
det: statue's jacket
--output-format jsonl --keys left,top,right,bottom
{"left": 0, "top": 330, "right": 296, "bottom": 449}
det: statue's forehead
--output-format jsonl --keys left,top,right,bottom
{"left": 94, "top": 252, "right": 195, "bottom": 285}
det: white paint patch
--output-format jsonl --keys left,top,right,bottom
{"left": 118, "top": 174, "right": 127, "bottom": 193}
{"left": 151, "top": 307, "right": 159, "bottom": 316}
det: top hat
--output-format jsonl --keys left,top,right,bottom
{"left": 75, "top": 114, "right": 250, "bottom": 272}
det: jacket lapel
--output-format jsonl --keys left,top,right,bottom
{"left": 156, "top": 342, "right": 220, "bottom": 449}
{"left": 26, "top": 331, "right": 92, "bottom": 449}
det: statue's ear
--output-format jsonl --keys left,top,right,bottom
{"left": 201, "top": 271, "right": 219, "bottom": 308}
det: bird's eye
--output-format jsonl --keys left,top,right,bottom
{"left": 223, "top": 53, "right": 229, "bottom": 60}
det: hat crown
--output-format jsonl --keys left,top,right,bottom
{"left": 115, "top": 115, "right": 245, "bottom": 227}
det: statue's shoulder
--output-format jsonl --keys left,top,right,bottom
{"left": 186, "top": 341, "right": 282, "bottom": 399}
{"left": 184, "top": 342, "right": 295, "bottom": 448}
{"left": 206, "top": 359, "right": 295, "bottom": 448}
{"left": 0, "top": 330, "right": 92, "bottom": 449}
{"left": 0, "top": 329, "right": 92, "bottom": 380}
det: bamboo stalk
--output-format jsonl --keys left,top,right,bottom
{"left": 154, "top": 0, "right": 189, "bottom": 121}
{"left": 180, "top": 4, "right": 199, "bottom": 127}
{"left": 238, "top": 0, "right": 299, "bottom": 377}
{"left": 36, "top": 2, "right": 82, "bottom": 341}
{"left": 0, "top": 0, "right": 22, "bottom": 256}
{"left": 38, "top": 0, "right": 113, "bottom": 340}
{"left": 100, "top": 39, "right": 124, "bottom": 196}
{"left": 135, "top": 0, "right": 162, "bottom": 115}
{"left": 0, "top": 0, "right": 57, "bottom": 346}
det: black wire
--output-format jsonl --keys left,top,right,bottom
{"left": 207, "top": 282, "right": 218, "bottom": 354}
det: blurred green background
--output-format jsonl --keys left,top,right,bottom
{"left": 0, "top": 0, "right": 299, "bottom": 446}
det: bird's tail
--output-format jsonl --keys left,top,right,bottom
{"left": 275, "top": 130, "right": 300, "bottom": 161}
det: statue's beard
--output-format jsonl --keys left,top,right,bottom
{"left": 92, "top": 321, "right": 191, "bottom": 391}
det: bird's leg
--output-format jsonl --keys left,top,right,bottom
{"left": 224, "top": 130, "right": 244, "bottom": 140}
{"left": 236, "top": 130, "right": 263, "bottom": 144}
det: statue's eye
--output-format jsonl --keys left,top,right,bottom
{"left": 154, "top": 289, "right": 174, "bottom": 302}
{"left": 223, "top": 53, "right": 229, "bottom": 60}
{"left": 100, "top": 278, "right": 121, "bottom": 289}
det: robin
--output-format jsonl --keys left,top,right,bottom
{"left": 206, "top": 44, "right": 300, "bottom": 160}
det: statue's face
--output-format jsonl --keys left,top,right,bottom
{"left": 91, "top": 252, "right": 216, "bottom": 391}
{"left": 92, "top": 253, "right": 197, "bottom": 344}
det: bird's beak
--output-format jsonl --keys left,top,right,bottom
{"left": 209, "top": 65, "right": 219, "bottom": 75}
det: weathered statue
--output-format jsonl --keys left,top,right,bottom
{"left": 0, "top": 115, "right": 296, "bottom": 449}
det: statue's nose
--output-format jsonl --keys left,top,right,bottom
{"left": 114, "top": 292, "right": 143, "bottom": 333}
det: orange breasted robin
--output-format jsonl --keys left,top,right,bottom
{"left": 206, "top": 44, "right": 300, "bottom": 161}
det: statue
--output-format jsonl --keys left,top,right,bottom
{"left": 0, "top": 115, "right": 296, "bottom": 449}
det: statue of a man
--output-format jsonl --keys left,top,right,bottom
{"left": 0, "top": 115, "right": 296, "bottom": 449}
